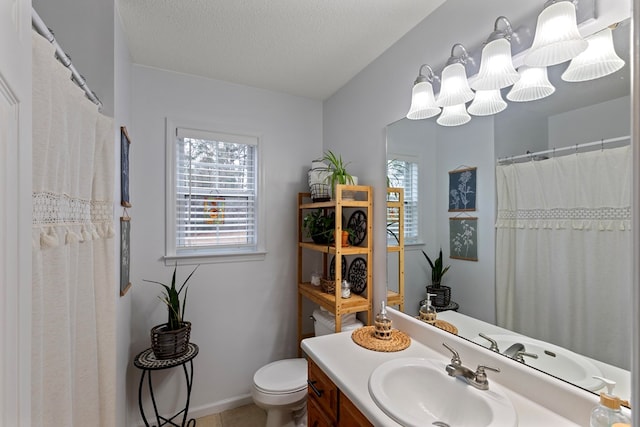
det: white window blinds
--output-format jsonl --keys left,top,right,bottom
{"left": 174, "top": 128, "right": 258, "bottom": 253}
{"left": 388, "top": 158, "right": 419, "bottom": 243}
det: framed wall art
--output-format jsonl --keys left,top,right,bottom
{"left": 448, "top": 166, "right": 476, "bottom": 212}
{"left": 449, "top": 217, "right": 478, "bottom": 261}
{"left": 120, "top": 216, "right": 132, "bottom": 296}
{"left": 120, "top": 126, "right": 132, "bottom": 207}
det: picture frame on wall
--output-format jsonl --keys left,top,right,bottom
{"left": 449, "top": 217, "right": 478, "bottom": 261}
{"left": 448, "top": 166, "right": 476, "bottom": 212}
{"left": 120, "top": 216, "right": 132, "bottom": 296}
{"left": 120, "top": 126, "right": 132, "bottom": 207}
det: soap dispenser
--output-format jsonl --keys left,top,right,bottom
{"left": 589, "top": 376, "right": 631, "bottom": 427}
{"left": 419, "top": 293, "right": 437, "bottom": 325}
{"left": 374, "top": 301, "right": 393, "bottom": 340}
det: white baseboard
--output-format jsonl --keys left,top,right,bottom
{"left": 188, "top": 394, "right": 254, "bottom": 419}
{"left": 133, "top": 394, "right": 253, "bottom": 427}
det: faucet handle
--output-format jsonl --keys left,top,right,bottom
{"left": 515, "top": 351, "right": 539, "bottom": 364}
{"left": 474, "top": 365, "right": 500, "bottom": 385}
{"left": 442, "top": 342, "right": 461, "bottom": 366}
{"left": 478, "top": 333, "right": 500, "bottom": 352}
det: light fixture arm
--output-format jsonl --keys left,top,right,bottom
{"left": 486, "top": 16, "right": 515, "bottom": 43}
{"left": 414, "top": 64, "right": 437, "bottom": 85}
{"left": 446, "top": 43, "right": 472, "bottom": 66}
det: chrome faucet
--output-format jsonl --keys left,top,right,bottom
{"left": 503, "top": 343, "right": 525, "bottom": 358}
{"left": 442, "top": 343, "right": 500, "bottom": 391}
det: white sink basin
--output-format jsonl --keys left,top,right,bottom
{"left": 472, "top": 334, "right": 603, "bottom": 391}
{"left": 368, "top": 357, "right": 518, "bottom": 427}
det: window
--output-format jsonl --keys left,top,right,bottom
{"left": 166, "top": 122, "right": 263, "bottom": 261}
{"left": 387, "top": 156, "right": 419, "bottom": 244}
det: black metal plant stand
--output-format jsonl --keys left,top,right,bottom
{"left": 134, "top": 343, "right": 199, "bottom": 427}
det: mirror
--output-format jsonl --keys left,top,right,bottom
{"left": 386, "top": 19, "right": 632, "bottom": 400}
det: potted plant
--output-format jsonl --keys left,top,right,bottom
{"left": 322, "top": 150, "right": 357, "bottom": 199}
{"left": 303, "top": 209, "right": 335, "bottom": 245}
{"left": 144, "top": 264, "right": 199, "bottom": 359}
{"left": 422, "top": 249, "right": 452, "bottom": 307}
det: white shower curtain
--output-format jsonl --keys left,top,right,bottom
{"left": 31, "top": 31, "right": 115, "bottom": 426}
{"left": 495, "top": 146, "right": 632, "bottom": 370}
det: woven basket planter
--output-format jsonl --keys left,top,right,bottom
{"left": 426, "top": 285, "right": 451, "bottom": 308}
{"left": 150, "top": 321, "right": 191, "bottom": 360}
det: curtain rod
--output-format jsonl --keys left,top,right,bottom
{"left": 497, "top": 135, "right": 631, "bottom": 164}
{"left": 31, "top": 8, "right": 103, "bottom": 111}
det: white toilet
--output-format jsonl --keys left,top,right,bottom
{"left": 251, "top": 309, "right": 363, "bottom": 427}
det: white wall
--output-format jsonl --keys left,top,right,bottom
{"left": 129, "top": 66, "right": 322, "bottom": 420}
{"left": 114, "top": 8, "right": 133, "bottom": 427}
{"left": 548, "top": 96, "right": 631, "bottom": 148}
{"left": 33, "top": 0, "right": 115, "bottom": 116}
{"left": 435, "top": 118, "right": 496, "bottom": 324}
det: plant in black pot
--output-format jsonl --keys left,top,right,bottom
{"left": 303, "top": 209, "right": 336, "bottom": 245}
{"left": 422, "top": 249, "right": 451, "bottom": 308}
{"left": 145, "top": 264, "right": 199, "bottom": 359}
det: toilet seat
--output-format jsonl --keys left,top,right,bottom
{"left": 253, "top": 358, "right": 307, "bottom": 394}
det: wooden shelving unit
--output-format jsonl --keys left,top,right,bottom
{"left": 386, "top": 188, "right": 404, "bottom": 311}
{"left": 297, "top": 185, "right": 373, "bottom": 351}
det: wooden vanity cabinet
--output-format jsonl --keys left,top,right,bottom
{"left": 307, "top": 359, "right": 373, "bottom": 427}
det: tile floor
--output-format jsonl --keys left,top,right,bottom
{"left": 195, "top": 403, "right": 266, "bottom": 427}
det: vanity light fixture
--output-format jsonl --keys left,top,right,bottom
{"left": 472, "top": 16, "right": 520, "bottom": 91}
{"left": 506, "top": 66, "right": 556, "bottom": 102}
{"left": 561, "top": 26, "right": 625, "bottom": 82}
{"left": 524, "top": 0, "right": 588, "bottom": 67}
{"left": 467, "top": 89, "right": 508, "bottom": 116}
{"left": 436, "top": 44, "right": 475, "bottom": 107}
{"left": 406, "top": 64, "right": 441, "bottom": 120}
{"left": 436, "top": 104, "right": 471, "bottom": 127}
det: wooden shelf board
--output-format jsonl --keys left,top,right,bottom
{"left": 299, "top": 242, "right": 370, "bottom": 255}
{"left": 299, "top": 283, "right": 370, "bottom": 314}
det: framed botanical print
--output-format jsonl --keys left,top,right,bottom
{"left": 449, "top": 217, "right": 478, "bottom": 261}
{"left": 449, "top": 167, "right": 476, "bottom": 212}
{"left": 120, "top": 126, "right": 132, "bottom": 207}
{"left": 120, "top": 216, "right": 132, "bottom": 296}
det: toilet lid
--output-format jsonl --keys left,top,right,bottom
{"left": 254, "top": 358, "right": 307, "bottom": 393}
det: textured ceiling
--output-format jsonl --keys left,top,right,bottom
{"left": 117, "top": 0, "right": 446, "bottom": 100}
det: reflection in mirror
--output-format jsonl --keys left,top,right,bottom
{"left": 385, "top": 19, "right": 631, "bottom": 402}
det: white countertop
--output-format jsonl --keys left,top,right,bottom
{"left": 302, "top": 308, "right": 601, "bottom": 427}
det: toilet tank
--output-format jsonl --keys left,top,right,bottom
{"left": 312, "top": 308, "right": 363, "bottom": 336}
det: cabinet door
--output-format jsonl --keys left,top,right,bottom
{"left": 308, "top": 359, "right": 338, "bottom": 422}
{"left": 338, "top": 393, "right": 374, "bottom": 427}
{"left": 308, "top": 394, "right": 336, "bottom": 427}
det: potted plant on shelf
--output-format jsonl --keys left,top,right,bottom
{"left": 144, "top": 264, "right": 199, "bottom": 359}
{"left": 303, "top": 209, "right": 336, "bottom": 245}
{"left": 422, "top": 249, "right": 452, "bottom": 308}
{"left": 322, "top": 150, "right": 357, "bottom": 199}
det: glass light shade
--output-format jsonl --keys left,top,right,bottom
{"left": 468, "top": 90, "right": 508, "bottom": 116}
{"left": 436, "top": 63, "right": 475, "bottom": 107}
{"left": 524, "top": 1, "right": 588, "bottom": 67}
{"left": 472, "top": 38, "right": 520, "bottom": 90}
{"left": 507, "top": 66, "right": 556, "bottom": 102}
{"left": 436, "top": 104, "right": 471, "bottom": 127}
{"left": 406, "top": 81, "right": 441, "bottom": 120}
{"left": 561, "top": 27, "right": 625, "bottom": 82}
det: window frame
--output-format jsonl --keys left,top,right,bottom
{"left": 387, "top": 153, "right": 421, "bottom": 245}
{"left": 165, "top": 118, "right": 266, "bottom": 265}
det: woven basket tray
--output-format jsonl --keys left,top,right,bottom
{"left": 351, "top": 326, "right": 410, "bottom": 352}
